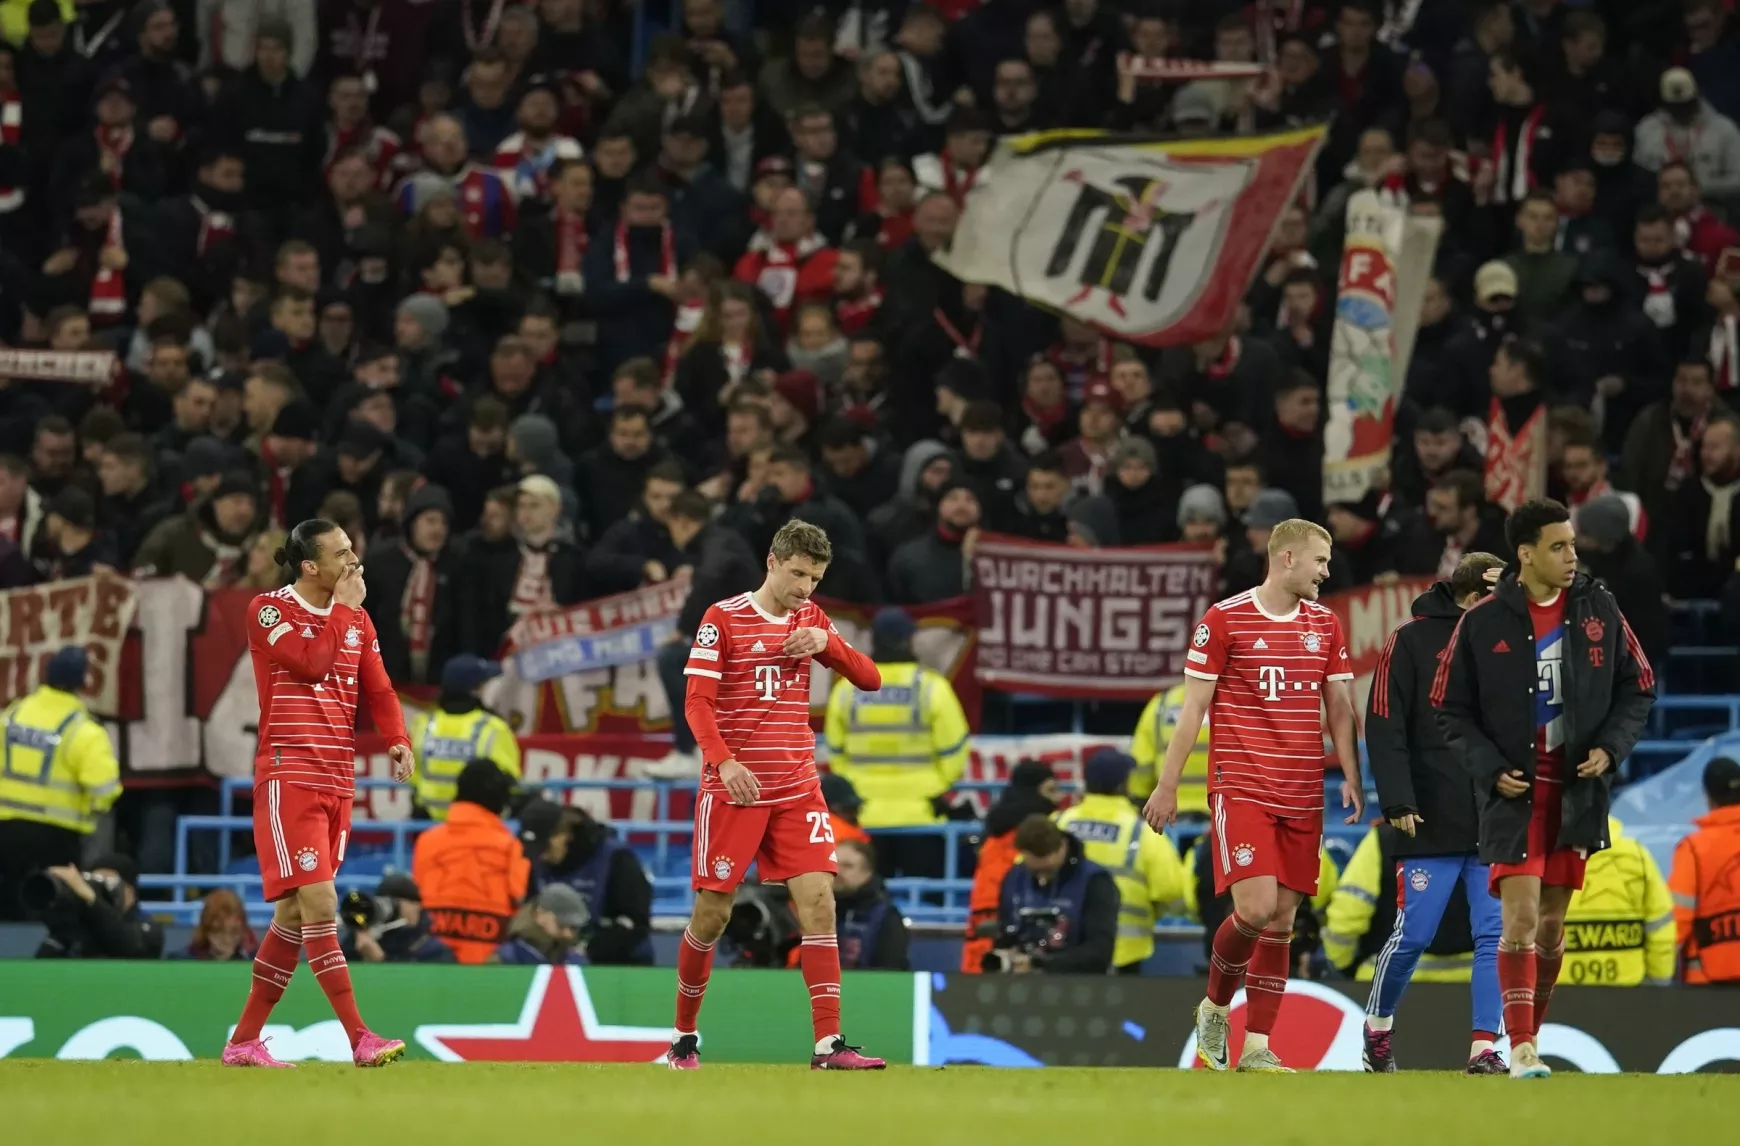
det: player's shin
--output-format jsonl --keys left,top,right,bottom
{"left": 1497, "top": 941, "right": 1537, "bottom": 1050}
{"left": 674, "top": 926, "right": 718, "bottom": 1036}
{"left": 231, "top": 921, "right": 302, "bottom": 1044}
{"left": 1204, "top": 913, "right": 1263, "bottom": 1009}
{"left": 302, "top": 918, "right": 368, "bottom": 1047}
{"left": 1243, "top": 928, "right": 1292, "bottom": 1053}
{"left": 799, "top": 933, "right": 843, "bottom": 1050}
{"left": 1532, "top": 934, "right": 1565, "bottom": 1043}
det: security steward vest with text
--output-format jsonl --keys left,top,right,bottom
{"left": 412, "top": 801, "right": 531, "bottom": 963}
{"left": 1056, "top": 793, "right": 1184, "bottom": 968}
{"left": 0, "top": 686, "right": 121, "bottom": 835}
{"left": 1561, "top": 818, "right": 1676, "bottom": 986}
{"left": 1130, "top": 684, "right": 1210, "bottom": 810}
{"left": 411, "top": 705, "right": 521, "bottom": 822}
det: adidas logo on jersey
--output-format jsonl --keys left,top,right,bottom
{"left": 751, "top": 640, "right": 767, "bottom": 652}
{"left": 1252, "top": 638, "right": 1268, "bottom": 649}
{"left": 301, "top": 626, "right": 315, "bottom": 638}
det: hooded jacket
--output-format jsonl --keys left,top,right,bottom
{"left": 132, "top": 495, "right": 259, "bottom": 585}
{"left": 1432, "top": 571, "right": 1655, "bottom": 864}
{"left": 1552, "top": 251, "right": 1670, "bottom": 432}
{"left": 365, "top": 484, "right": 460, "bottom": 685}
{"left": 1634, "top": 99, "right": 1740, "bottom": 198}
{"left": 1365, "top": 581, "right": 1482, "bottom": 857}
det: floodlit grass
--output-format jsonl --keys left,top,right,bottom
{"left": 2, "top": 1061, "right": 1732, "bottom": 1146}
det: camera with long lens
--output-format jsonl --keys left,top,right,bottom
{"left": 980, "top": 905, "right": 1066, "bottom": 973}
{"left": 722, "top": 883, "right": 799, "bottom": 967}
{"left": 340, "top": 890, "right": 403, "bottom": 937}
{"left": 20, "top": 868, "right": 120, "bottom": 919}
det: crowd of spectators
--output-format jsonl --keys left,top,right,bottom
{"left": 0, "top": 0, "right": 1735, "bottom": 673}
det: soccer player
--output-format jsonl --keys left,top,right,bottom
{"left": 221, "top": 519, "right": 417, "bottom": 1069}
{"left": 667, "top": 520, "right": 888, "bottom": 1070}
{"left": 1361, "top": 552, "right": 1508, "bottom": 1074}
{"left": 1432, "top": 499, "right": 1653, "bottom": 1079}
{"left": 1143, "top": 518, "right": 1364, "bottom": 1072}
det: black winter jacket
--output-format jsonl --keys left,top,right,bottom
{"left": 1432, "top": 571, "right": 1655, "bottom": 864}
{"left": 1365, "top": 582, "right": 1481, "bottom": 857}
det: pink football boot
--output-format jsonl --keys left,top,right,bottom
{"left": 221, "top": 1038, "right": 295, "bottom": 1068}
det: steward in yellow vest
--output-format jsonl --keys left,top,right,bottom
{"left": 1054, "top": 750, "right": 1184, "bottom": 971}
{"left": 824, "top": 609, "right": 969, "bottom": 831}
{"left": 1560, "top": 816, "right": 1675, "bottom": 986}
{"left": 0, "top": 647, "right": 121, "bottom": 921}
{"left": 409, "top": 654, "right": 520, "bottom": 821}
{"left": 1131, "top": 683, "right": 1210, "bottom": 812}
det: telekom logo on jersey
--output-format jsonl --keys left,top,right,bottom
{"left": 754, "top": 664, "right": 784, "bottom": 701}
{"left": 1256, "top": 665, "right": 1287, "bottom": 702}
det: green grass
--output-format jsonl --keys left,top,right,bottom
{"left": 2, "top": 1062, "right": 1735, "bottom": 1146}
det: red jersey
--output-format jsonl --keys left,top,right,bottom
{"left": 1186, "top": 589, "right": 1353, "bottom": 817}
{"left": 1529, "top": 590, "right": 1567, "bottom": 782}
{"left": 247, "top": 586, "right": 411, "bottom": 794}
{"left": 683, "top": 592, "right": 879, "bottom": 806}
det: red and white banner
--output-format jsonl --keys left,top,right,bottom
{"left": 0, "top": 576, "right": 136, "bottom": 716}
{"left": 1322, "top": 577, "right": 1433, "bottom": 709}
{"left": 0, "top": 348, "right": 118, "bottom": 385}
{"left": 970, "top": 535, "right": 1220, "bottom": 699}
{"left": 936, "top": 125, "right": 1328, "bottom": 346}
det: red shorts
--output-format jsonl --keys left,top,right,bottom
{"left": 254, "top": 778, "right": 352, "bottom": 902}
{"left": 1488, "top": 774, "right": 1586, "bottom": 894}
{"left": 692, "top": 785, "right": 838, "bottom": 893}
{"left": 1210, "top": 795, "right": 1322, "bottom": 897}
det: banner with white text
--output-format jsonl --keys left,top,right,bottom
{"left": 970, "top": 536, "right": 1220, "bottom": 699}
{"left": 0, "top": 576, "right": 136, "bottom": 716}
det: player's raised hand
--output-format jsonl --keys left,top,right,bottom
{"left": 1341, "top": 781, "right": 1365, "bottom": 824}
{"left": 1495, "top": 770, "right": 1530, "bottom": 798}
{"left": 387, "top": 743, "right": 415, "bottom": 783}
{"left": 718, "top": 758, "right": 760, "bottom": 805}
{"left": 782, "top": 626, "right": 829, "bottom": 658}
{"left": 1142, "top": 785, "right": 1177, "bottom": 831}
{"left": 334, "top": 564, "right": 367, "bottom": 608}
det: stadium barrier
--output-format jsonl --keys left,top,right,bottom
{"left": 1, "top": 963, "right": 1734, "bottom": 1072}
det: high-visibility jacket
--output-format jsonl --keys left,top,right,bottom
{"left": 1055, "top": 793, "right": 1185, "bottom": 968}
{"left": 412, "top": 801, "right": 531, "bottom": 963}
{"left": 408, "top": 705, "right": 521, "bottom": 821}
{"left": 0, "top": 686, "right": 120, "bottom": 835}
{"left": 1321, "top": 826, "right": 1475, "bottom": 981}
{"left": 1669, "top": 803, "right": 1740, "bottom": 984}
{"left": 1561, "top": 817, "right": 1675, "bottom": 986}
{"left": 1130, "top": 684, "right": 1210, "bottom": 811}
{"left": 824, "top": 662, "right": 969, "bottom": 828}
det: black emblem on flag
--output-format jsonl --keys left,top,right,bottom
{"left": 1045, "top": 171, "right": 1199, "bottom": 316}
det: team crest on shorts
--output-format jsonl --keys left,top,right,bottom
{"left": 1409, "top": 867, "right": 1430, "bottom": 892}
{"left": 1303, "top": 632, "right": 1321, "bottom": 652}
{"left": 1193, "top": 624, "right": 1211, "bottom": 648}
{"left": 257, "top": 605, "right": 281, "bottom": 627}
{"left": 1232, "top": 843, "right": 1255, "bottom": 867}
{"left": 345, "top": 626, "right": 361, "bottom": 648}
{"left": 295, "top": 847, "right": 319, "bottom": 872}
{"left": 712, "top": 856, "right": 732, "bottom": 880}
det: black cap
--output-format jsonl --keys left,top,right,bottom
{"left": 1706, "top": 756, "right": 1740, "bottom": 805}
{"left": 270, "top": 401, "right": 320, "bottom": 441}
{"left": 76, "top": 170, "right": 117, "bottom": 207}
{"left": 211, "top": 470, "right": 259, "bottom": 503}
{"left": 336, "top": 420, "right": 388, "bottom": 458}
{"left": 820, "top": 771, "right": 863, "bottom": 811}
{"left": 207, "top": 367, "right": 244, "bottom": 393}
{"left": 92, "top": 71, "right": 134, "bottom": 106}
{"left": 28, "top": 0, "right": 64, "bottom": 28}
{"left": 375, "top": 872, "right": 422, "bottom": 902}
{"left": 1415, "top": 406, "right": 1458, "bottom": 434}
{"left": 48, "top": 487, "right": 96, "bottom": 530}
{"left": 90, "top": 852, "right": 139, "bottom": 888}
{"left": 945, "top": 106, "right": 989, "bottom": 135}
{"left": 520, "top": 72, "right": 560, "bottom": 101}
{"left": 182, "top": 436, "right": 231, "bottom": 478}
{"left": 666, "top": 113, "right": 709, "bottom": 140}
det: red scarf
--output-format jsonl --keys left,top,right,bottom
{"left": 615, "top": 218, "right": 674, "bottom": 283}
{"left": 933, "top": 308, "right": 980, "bottom": 359}
{"left": 1202, "top": 335, "right": 1242, "bottom": 379}
{"left": 89, "top": 209, "right": 127, "bottom": 323}
{"left": 835, "top": 289, "right": 883, "bottom": 335}
{"left": 259, "top": 439, "right": 291, "bottom": 528}
{"left": 191, "top": 195, "right": 235, "bottom": 257}
{"left": 940, "top": 153, "right": 980, "bottom": 205}
{"left": 556, "top": 205, "right": 588, "bottom": 274}
{"left": 662, "top": 297, "right": 705, "bottom": 384}
{"left": 0, "top": 93, "right": 19, "bottom": 145}
{"left": 1711, "top": 313, "right": 1740, "bottom": 390}
{"left": 1022, "top": 394, "right": 1070, "bottom": 436}
{"left": 96, "top": 125, "right": 133, "bottom": 187}
{"left": 1670, "top": 410, "right": 1710, "bottom": 491}
{"left": 876, "top": 207, "right": 914, "bottom": 248}
{"left": 1483, "top": 397, "right": 1547, "bottom": 511}
{"left": 400, "top": 541, "right": 437, "bottom": 680}
{"left": 1491, "top": 105, "right": 1546, "bottom": 205}
{"left": 462, "top": 0, "right": 506, "bottom": 51}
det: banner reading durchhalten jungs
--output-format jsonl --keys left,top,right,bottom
{"left": 970, "top": 535, "right": 1219, "bottom": 699}
{"left": 1322, "top": 189, "right": 1443, "bottom": 505}
{"left": 936, "top": 125, "right": 1326, "bottom": 346}
{"left": 0, "top": 575, "right": 136, "bottom": 716}
{"left": 503, "top": 573, "right": 693, "bottom": 683}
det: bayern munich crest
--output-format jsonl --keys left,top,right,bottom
{"left": 1303, "top": 632, "right": 1321, "bottom": 652}
{"left": 712, "top": 857, "right": 732, "bottom": 880}
{"left": 1409, "top": 868, "right": 1430, "bottom": 892}
{"left": 1232, "top": 843, "right": 1255, "bottom": 867}
{"left": 696, "top": 623, "right": 720, "bottom": 648}
{"left": 295, "top": 847, "right": 319, "bottom": 872}
{"left": 345, "top": 626, "right": 362, "bottom": 648}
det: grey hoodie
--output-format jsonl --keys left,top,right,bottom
{"left": 1635, "top": 100, "right": 1740, "bottom": 197}
{"left": 896, "top": 439, "right": 957, "bottom": 501}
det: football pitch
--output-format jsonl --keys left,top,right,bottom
{"left": 3, "top": 1062, "right": 1733, "bottom": 1145}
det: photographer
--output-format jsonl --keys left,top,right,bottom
{"left": 986, "top": 815, "right": 1117, "bottom": 974}
{"left": 490, "top": 885, "right": 589, "bottom": 965}
{"left": 30, "top": 854, "right": 163, "bottom": 959}
{"left": 341, "top": 874, "right": 458, "bottom": 964}
{"left": 412, "top": 758, "right": 530, "bottom": 962}
{"left": 520, "top": 800, "right": 654, "bottom": 965}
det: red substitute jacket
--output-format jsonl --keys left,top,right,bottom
{"left": 733, "top": 231, "right": 838, "bottom": 333}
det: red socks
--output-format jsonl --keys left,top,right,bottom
{"left": 1245, "top": 928, "right": 1292, "bottom": 1035}
{"left": 1498, "top": 944, "right": 1536, "bottom": 1048}
{"left": 1206, "top": 914, "right": 1262, "bottom": 1007}
{"left": 231, "top": 921, "right": 301, "bottom": 1044}
{"left": 1532, "top": 939, "right": 1565, "bottom": 1042}
{"left": 302, "top": 920, "right": 366, "bottom": 1048}
{"left": 674, "top": 928, "right": 716, "bottom": 1035}
{"left": 799, "top": 934, "right": 842, "bottom": 1044}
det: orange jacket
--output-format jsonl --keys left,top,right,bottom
{"left": 831, "top": 813, "right": 870, "bottom": 847}
{"left": 1669, "top": 804, "right": 1740, "bottom": 984}
{"left": 412, "top": 802, "right": 530, "bottom": 964}
{"left": 961, "top": 830, "right": 1018, "bottom": 973}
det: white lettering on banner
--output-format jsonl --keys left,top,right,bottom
{"left": 0, "top": 577, "right": 136, "bottom": 716}
{"left": 973, "top": 538, "right": 1218, "bottom": 698}
{"left": 1331, "top": 578, "right": 1432, "bottom": 711}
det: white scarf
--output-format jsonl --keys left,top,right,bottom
{"left": 1704, "top": 474, "right": 1740, "bottom": 561}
